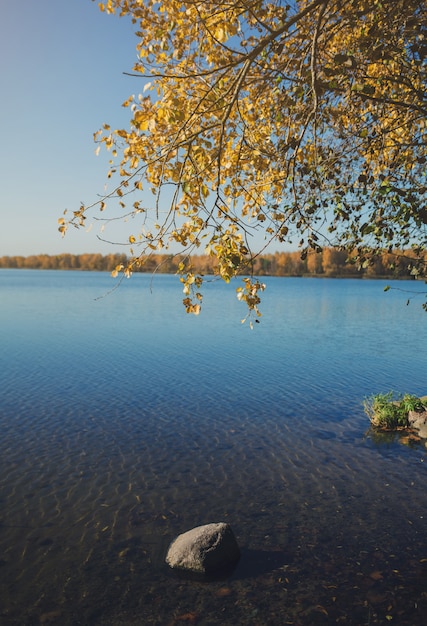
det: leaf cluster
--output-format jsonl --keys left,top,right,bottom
{"left": 60, "top": 0, "right": 427, "bottom": 318}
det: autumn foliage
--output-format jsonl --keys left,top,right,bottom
{"left": 2, "top": 248, "right": 424, "bottom": 279}
{"left": 59, "top": 0, "right": 427, "bottom": 319}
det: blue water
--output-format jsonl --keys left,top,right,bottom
{"left": 0, "top": 269, "right": 426, "bottom": 625}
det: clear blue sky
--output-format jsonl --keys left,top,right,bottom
{"left": 0, "top": 0, "right": 147, "bottom": 256}
{"left": 0, "top": 0, "right": 286, "bottom": 259}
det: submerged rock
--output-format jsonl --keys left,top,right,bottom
{"left": 166, "top": 522, "right": 240, "bottom": 575}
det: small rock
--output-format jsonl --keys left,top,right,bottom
{"left": 39, "top": 610, "right": 62, "bottom": 624}
{"left": 166, "top": 522, "right": 240, "bottom": 575}
{"left": 408, "top": 409, "right": 427, "bottom": 438}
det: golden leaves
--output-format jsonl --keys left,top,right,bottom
{"left": 181, "top": 272, "right": 203, "bottom": 315}
{"left": 182, "top": 299, "right": 201, "bottom": 315}
{"left": 236, "top": 278, "right": 265, "bottom": 328}
{"left": 57, "top": 219, "right": 67, "bottom": 237}
{"left": 111, "top": 264, "right": 124, "bottom": 278}
{"left": 133, "top": 110, "right": 150, "bottom": 131}
{"left": 59, "top": 0, "right": 427, "bottom": 320}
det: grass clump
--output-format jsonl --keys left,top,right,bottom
{"left": 364, "top": 392, "right": 427, "bottom": 429}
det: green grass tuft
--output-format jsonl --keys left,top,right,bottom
{"left": 364, "top": 392, "right": 427, "bottom": 430}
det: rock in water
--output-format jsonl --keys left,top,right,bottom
{"left": 408, "top": 409, "right": 427, "bottom": 438}
{"left": 166, "top": 522, "right": 240, "bottom": 574}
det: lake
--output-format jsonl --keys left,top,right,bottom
{"left": 0, "top": 269, "right": 426, "bottom": 625}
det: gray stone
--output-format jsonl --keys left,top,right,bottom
{"left": 408, "top": 409, "right": 427, "bottom": 438}
{"left": 165, "top": 522, "right": 240, "bottom": 574}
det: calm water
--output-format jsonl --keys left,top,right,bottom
{"left": 1, "top": 269, "right": 426, "bottom": 626}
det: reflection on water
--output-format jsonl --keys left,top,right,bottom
{"left": 0, "top": 270, "right": 427, "bottom": 625}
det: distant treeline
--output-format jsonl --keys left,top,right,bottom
{"left": 0, "top": 249, "right": 424, "bottom": 278}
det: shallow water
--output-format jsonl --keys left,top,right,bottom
{"left": 1, "top": 270, "right": 426, "bottom": 625}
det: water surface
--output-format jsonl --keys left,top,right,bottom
{"left": 1, "top": 270, "right": 427, "bottom": 625}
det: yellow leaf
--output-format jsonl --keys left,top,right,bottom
{"left": 133, "top": 110, "right": 150, "bottom": 130}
